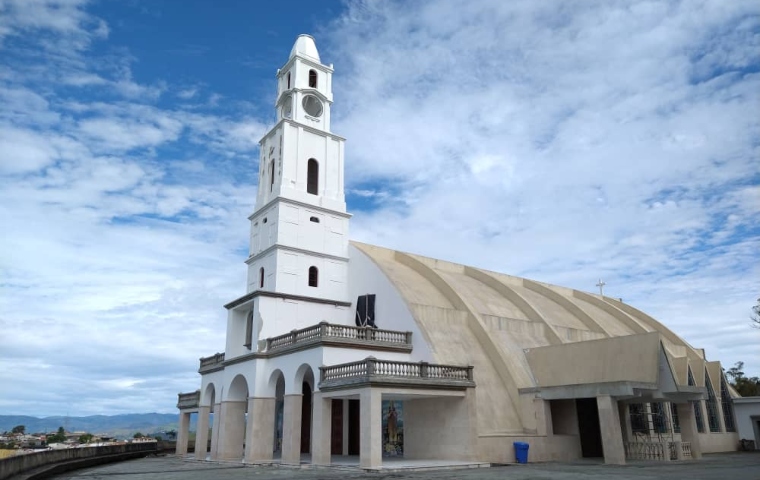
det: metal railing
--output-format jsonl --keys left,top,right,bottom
{"left": 320, "top": 357, "right": 473, "bottom": 383}
{"left": 624, "top": 441, "right": 668, "bottom": 460}
{"left": 266, "top": 322, "right": 412, "bottom": 352}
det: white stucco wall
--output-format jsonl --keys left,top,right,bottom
{"left": 347, "top": 244, "right": 435, "bottom": 362}
{"left": 734, "top": 397, "right": 760, "bottom": 449}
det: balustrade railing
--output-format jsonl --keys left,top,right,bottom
{"left": 266, "top": 322, "right": 412, "bottom": 352}
{"left": 680, "top": 441, "right": 692, "bottom": 459}
{"left": 198, "top": 353, "right": 225, "bottom": 372}
{"left": 320, "top": 358, "right": 474, "bottom": 384}
{"left": 177, "top": 390, "right": 200, "bottom": 409}
{"left": 624, "top": 441, "right": 667, "bottom": 461}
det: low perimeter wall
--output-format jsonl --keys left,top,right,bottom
{"left": 0, "top": 443, "right": 157, "bottom": 480}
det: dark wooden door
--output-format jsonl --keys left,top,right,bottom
{"left": 331, "top": 399, "right": 343, "bottom": 455}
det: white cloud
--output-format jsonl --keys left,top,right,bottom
{"left": 0, "top": 0, "right": 758, "bottom": 418}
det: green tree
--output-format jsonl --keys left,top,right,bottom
{"left": 11, "top": 425, "right": 25, "bottom": 434}
{"left": 726, "top": 361, "right": 760, "bottom": 397}
{"left": 133, "top": 432, "right": 144, "bottom": 439}
{"left": 78, "top": 433, "right": 94, "bottom": 444}
{"left": 47, "top": 426, "right": 66, "bottom": 443}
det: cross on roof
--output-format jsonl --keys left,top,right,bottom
{"left": 596, "top": 279, "right": 606, "bottom": 296}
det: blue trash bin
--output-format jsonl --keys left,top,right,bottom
{"left": 513, "top": 441, "right": 529, "bottom": 464}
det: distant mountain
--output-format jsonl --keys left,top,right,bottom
{"left": 0, "top": 413, "right": 193, "bottom": 438}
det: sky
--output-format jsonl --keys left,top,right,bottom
{"left": 0, "top": 0, "right": 758, "bottom": 417}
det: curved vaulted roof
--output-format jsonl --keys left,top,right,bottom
{"left": 351, "top": 241, "right": 712, "bottom": 433}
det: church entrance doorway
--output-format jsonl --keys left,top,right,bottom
{"left": 576, "top": 398, "right": 603, "bottom": 458}
{"left": 348, "top": 399, "right": 360, "bottom": 455}
{"left": 330, "top": 399, "right": 343, "bottom": 454}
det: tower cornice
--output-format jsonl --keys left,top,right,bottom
{"left": 245, "top": 244, "right": 349, "bottom": 265}
{"left": 248, "top": 196, "right": 352, "bottom": 221}
{"left": 258, "top": 118, "right": 346, "bottom": 145}
{"left": 278, "top": 54, "right": 334, "bottom": 75}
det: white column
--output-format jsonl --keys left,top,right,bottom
{"left": 244, "top": 397, "right": 276, "bottom": 463}
{"left": 210, "top": 402, "right": 222, "bottom": 459}
{"left": 676, "top": 402, "right": 702, "bottom": 459}
{"left": 281, "top": 394, "right": 303, "bottom": 465}
{"left": 311, "top": 392, "right": 332, "bottom": 465}
{"left": 194, "top": 406, "right": 210, "bottom": 461}
{"left": 176, "top": 411, "right": 190, "bottom": 456}
{"left": 597, "top": 395, "right": 625, "bottom": 465}
{"left": 217, "top": 400, "right": 247, "bottom": 460}
{"left": 360, "top": 388, "right": 381, "bottom": 469}
{"left": 342, "top": 399, "right": 349, "bottom": 456}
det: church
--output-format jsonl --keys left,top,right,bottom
{"left": 175, "top": 35, "right": 740, "bottom": 469}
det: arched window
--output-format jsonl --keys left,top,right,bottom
{"left": 308, "top": 266, "right": 318, "bottom": 287}
{"left": 270, "top": 160, "right": 275, "bottom": 192}
{"left": 259, "top": 267, "right": 265, "bottom": 288}
{"left": 309, "top": 216, "right": 319, "bottom": 223}
{"left": 307, "top": 159, "right": 318, "bottom": 195}
{"left": 287, "top": 72, "right": 291, "bottom": 89}
{"left": 308, "top": 69, "right": 317, "bottom": 88}
{"left": 244, "top": 311, "right": 253, "bottom": 349}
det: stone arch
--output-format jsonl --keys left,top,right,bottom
{"left": 202, "top": 382, "right": 216, "bottom": 408}
{"left": 264, "top": 369, "right": 285, "bottom": 397}
{"left": 294, "top": 364, "right": 316, "bottom": 454}
{"left": 227, "top": 374, "right": 249, "bottom": 402}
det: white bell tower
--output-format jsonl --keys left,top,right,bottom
{"left": 233, "top": 35, "right": 350, "bottom": 352}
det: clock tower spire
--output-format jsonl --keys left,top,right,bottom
{"left": 237, "top": 35, "right": 350, "bottom": 351}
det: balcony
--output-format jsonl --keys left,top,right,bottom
{"left": 319, "top": 357, "right": 475, "bottom": 391}
{"left": 265, "top": 321, "right": 413, "bottom": 356}
{"left": 197, "top": 322, "right": 414, "bottom": 372}
{"left": 176, "top": 390, "right": 200, "bottom": 410}
{"left": 198, "top": 353, "right": 225, "bottom": 374}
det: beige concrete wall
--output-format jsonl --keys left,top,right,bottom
{"left": 525, "top": 332, "right": 660, "bottom": 387}
{"left": 698, "top": 432, "right": 738, "bottom": 453}
{"left": 550, "top": 399, "right": 579, "bottom": 435}
{"left": 478, "top": 434, "right": 581, "bottom": 463}
{"left": 404, "top": 390, "right": 478, "bottom": 460}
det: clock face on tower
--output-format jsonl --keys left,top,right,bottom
{"left": 282, "top": 96, "right": 293, "bottom": 119}
{"left": 302, "top": 94, "right": 323, "bottom": 118}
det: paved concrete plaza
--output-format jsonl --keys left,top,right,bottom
{"left": 49, "top": 453, "right": 760, "bottom": 480}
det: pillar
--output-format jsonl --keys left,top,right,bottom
{"left": 360, "top": 388, "right": 381, "bottom": 469}
{"left": 210, "top": 402, "right": 222, "bottom": 459}
{"left": 535, "top": 398, "right": 552, "bottom": 436}
{"left": 342, "top": 399, "right": 349, "bottom": 456}
{"left": 619, "top": 403, "right": 631, "bottom": 441}
{"left": 596, "top": 395, "right": 625, "bottom": 465}
{"left": 176, "top": 411, "right": 191, "bottom": 456}
{"left": 281, "top": 394, "right": 303, "bottom": 465}
{"left": 217, "top": 400, "right": 247, "bottom": 460}
{"left": 311, "top": 392, "right": 332, "bottom": 465}
{"left": 194, "top": 406, "right": 210, "bottom": 461}
{"left": 244, "top": 397, "right": 276, "bottom": 463}
{"left": 676, "top": 402, "right": 702, "bottom": 459}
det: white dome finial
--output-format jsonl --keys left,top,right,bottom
{"left": 289, "top": 34, "right": 320, "bottom": 62}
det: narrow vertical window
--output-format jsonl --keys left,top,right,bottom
{"left": 720, "top": 375, "right": 736, "bottom": 432}
{"left": 688, "top": 367, "right": 705, "bottom": 433}
{"left": 270, "top": 160, "right": 275, "bottom": 192}
{"left": 259, "top": 267, "right": 264, "bottom": 288}
{"left": 287, "top": 72, "right": 291, "bottom": 89}
{"left": 307, "top": 159, "right": 318, "bottom": 195}
{"left": 308, "top": 266, "right": 318, "bottom": 287}
{"left": 704, "top": 369, "right": 721, "bottom": 432}
{"left": 308, "top": 69, "right": 317, "bottom": 88}
{"left": 670, "top": 403, "right": 680, "bottom": 433}
{"left": 244, "top": 311, "right": 253, "bottom": 349}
